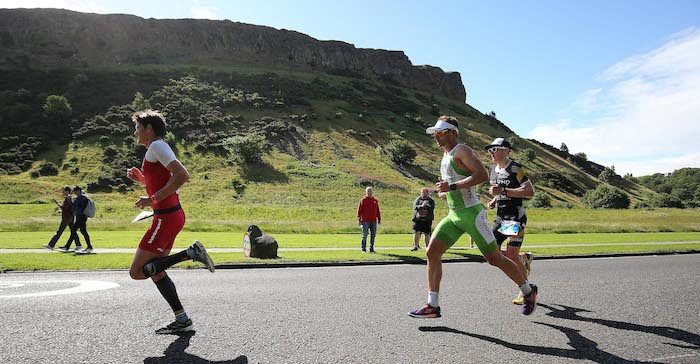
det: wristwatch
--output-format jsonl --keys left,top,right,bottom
{"left": 449, "top": 183, "right": 457, "bottom": 191}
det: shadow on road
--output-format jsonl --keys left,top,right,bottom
{"left": 418, "top": 324, "right": 645, "bottom": 363}
{"left": 539, "top": 303, "right": 700, "bottom": 350}
{"left": 143, "top": 331, "right": 248, "bottom": 364}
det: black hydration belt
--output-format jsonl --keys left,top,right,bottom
{"left": 153, "top": 203, "right": 182, "bottom": 215}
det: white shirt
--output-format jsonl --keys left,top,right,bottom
{"left": 145, "top": 139, "right": 177, "bottom": 166}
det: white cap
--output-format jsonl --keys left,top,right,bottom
{"left": 426, "top": 119, "right": 459, "bottom": 134}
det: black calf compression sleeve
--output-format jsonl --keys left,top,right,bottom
{"left": 141, "top": 250, "right": 190, "bottom": 277}
{"left": 154, "top": 274, "right": 183, "bottom": 313}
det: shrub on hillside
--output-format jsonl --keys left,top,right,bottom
{"left": 529, "top": 191, "right": 551, "bottom": 208}
{"left": 581, "top": 184, "right": 630, "bottom": 209}
{"left": 536, "top": 170, "right": 583, "bottom": 196}
{"left": 598, "top": 166, "right": 622, "bottom": 185}
{"left": 384, "top": 139, "right": 417, "bottom": 166}
{"left": 30, "top": 161, "right": 59, "bottom": 178}
{"left": 569, "top": 152, "right": 588, "bottom": 167}
{"left": 224, "top": 134, "right": 267, "bottom": 165}
{"left": 637, "top": 193, "right": 684, "bottom": 209}
{"left": 522, "top": 148, "right": 536, "bottom": 162}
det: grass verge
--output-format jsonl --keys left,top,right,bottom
{"left": 1, "top": 242, "right": 698, "bottom": 272}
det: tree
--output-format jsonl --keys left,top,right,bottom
{"left": 581, "top": 185, "right": 630, "bottom": 209}
{"left": 131, "top": 92, "right": 151, "bottom": 111}
{"left": 560, "top": 143, "right": 569, "bottom": 153}
{"left": 42, "top": 95, "right": 72, "bottom": 121}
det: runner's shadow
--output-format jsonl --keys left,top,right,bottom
{"left": 377, "top": 252, "right": 425, "bottom": 264}
{"left": 143, "top": 331, "right": 248, "bottom": 364}
{"left": 540, "top": 303, "right": 700, "bottom": 349}
{"left": 419, "top": 324, "right": 652, "bottom": 363}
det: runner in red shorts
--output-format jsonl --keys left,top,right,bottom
{"left": 127, "top": 110, "right": 215, "bottom": 334}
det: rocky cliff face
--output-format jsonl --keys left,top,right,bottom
{"left": 0, "top": 8, "right": 466, "bottom": 101}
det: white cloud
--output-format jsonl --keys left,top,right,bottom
{"left": 0, "top": 0, "right": 109, "bottom": 13}
{"left": 528, "top": 27, "right": 700, "bottom": 176}
{"left": 190, "top": 1, "right": 221, "bottom": 20}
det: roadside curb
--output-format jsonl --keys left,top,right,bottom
{"left": 214, "top": 249, "right": 700, "bottom": 269}
{"left": 2, "top": 250, "right": 698, "bottom": 274}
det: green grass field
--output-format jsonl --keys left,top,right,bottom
{"left": 1, "top": 202, "right": 699, "bottom": 234}
{"left": 1, "top": 231, "right": 698, "bottom": 271}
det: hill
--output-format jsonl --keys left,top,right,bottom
{"left": 0, "top": 9, "right": 659, "bottom": 233}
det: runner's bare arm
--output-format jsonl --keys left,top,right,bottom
{"left": 452, "top": 145, "right": 489, "bottom": 189}
{"left": 503, "top": 180, "right": 534, "bottom": 198}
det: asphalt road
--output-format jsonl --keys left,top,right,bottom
{"left": 1, "top": 254, "right": 698, "bottom": 363}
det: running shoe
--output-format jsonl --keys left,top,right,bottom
{"left": 521, "top": 252, "right": 533, "bottom": 276}
{"left": 57, "top": 246, "right": 70, "bottom": 253}
{"left": 74, "top": 246, "right": 84, "bottom": 253}
{"left": 191, "top": 241, "right": 215, "bottom": 272}
{"left": 76, "top": 248, "right": 94, "bottom": 254}
{"left": 521, "top": 284, "right": 538, "bottom": 315}
{"left": 42, "top": 244, "right": 54, "bottom": 250}
{"left": 155, "top": 319, "right": 193, "bottom": 334}
{"left": 410, "top": 247, "right": 418, "bottom": 251}
{"left": 369, "top": 248, "right": 376, "bottom": 253}
{"left": 409, "top": 304, "right": 441, "bottom": 318}
{"left": 512, "top": 292, "right": 525, "bottom": 305}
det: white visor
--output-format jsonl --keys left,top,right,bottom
{"left": 426, "top": 119, "right": 459, "bottom": 134}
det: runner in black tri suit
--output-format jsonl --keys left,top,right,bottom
{"left": 486, "top": 137, "right": 535, "bottom": 305}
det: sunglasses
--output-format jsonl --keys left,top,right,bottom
{"left": 433, "top": 129, "right": 452, "bottom": 137}
{"left": 488, "top": 147, "right": 507, "bottom": 154}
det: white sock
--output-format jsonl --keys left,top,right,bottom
{"left": 519, "top": 282, "right": 532, "bottom": 296}
{"left": 427, "top": 291, "right": 439, "bottom": 307}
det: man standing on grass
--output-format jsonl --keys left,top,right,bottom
{"left": 357, "top": 186, "right": 381, "bottom": 252}
{"left": 43, "top": 186, "right": 75, "bottom": 250}
{"left": 411, "top": 188, "right": 435, "bottom": 251}
{"left": 126, "top": 110, "right": 215, "bottom": 334}
{"left": 486, "top": 137, "right": 535, "bottom": 305}
{"left": 409, "top": 116, "right": 538, "bottom": 318}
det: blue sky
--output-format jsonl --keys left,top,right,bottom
{"left": 2, "top": 0, "right": 699, "bottom": 176}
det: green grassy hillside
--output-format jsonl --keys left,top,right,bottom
{"left": 0, "top": 64, "right": 658, "bottom": 234}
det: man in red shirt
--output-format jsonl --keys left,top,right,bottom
{"left": 127, "top": 110, "right": 215, "bottom": 334}
{"left": 357, "top": 187, "right": 381, "bottom": 252}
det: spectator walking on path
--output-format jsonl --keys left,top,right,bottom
{"left": 357, "top": 186, "right": 381, "bottom": 252}
{"left": 43, "top": 186, "right": 75, "bottom": 250}
{"left": 411, "top": 188, "right": 435, "bottom": 251}
{"left": 486, "top": 137, "right": 535, "bottom": 305}
{"left": 409, "top": 116, "right": 538, "bottom": 319}
{"left": 127, "top": 110, "right": 215, "bottom": 334}
{"left": 60, "top": 186, "right": 91, "bottom": 253}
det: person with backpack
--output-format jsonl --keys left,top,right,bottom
{"left": 43, "top": 186, "right": 75, "bottom": 250}
{"left": 411, "top": 188, "right": 435, "bottom": 251}
{"left": 127, "top": 110, "right": 215, "bottom": 335}
{"left": 66, "top": 186, "right": 93, "bottom": 253}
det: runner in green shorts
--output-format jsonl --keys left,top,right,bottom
{"left": 408, "top": 115, "right": 539, "bottom": 319}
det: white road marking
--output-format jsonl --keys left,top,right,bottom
{"left": 0, "top": 283, "right": 25, "bottom": 291}
{"left": 0, "top": 280, "right": 120, "bottom": 298}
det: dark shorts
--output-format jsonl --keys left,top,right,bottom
{"left": 139, "top": 208, "right": 185, "bottom": 254}
{"left": 413, "top": 219, "right": 433, "bottom": 234}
